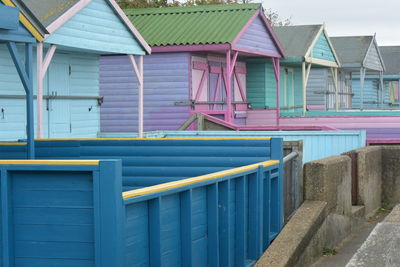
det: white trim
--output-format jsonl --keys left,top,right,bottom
{"left": 305, "top": 57, "right": 339, "bottom": 68}
{"left": 304, "top": 25, "right": 324, "bottom": 58}
{"left": 323, "top": 28, "right": 341, "bottom": 67}
{"left": 36, "top": 44, "right": 57, "bottom": 138}
{"left": 305, "top": 25, "right": 341, "bottom": 67}
{"left": 46, "top": 0, "right": 92, "bottom": 35}
{"left": 128, "top": 55, "right": 144, "bottom": 137}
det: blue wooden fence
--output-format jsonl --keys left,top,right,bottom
{"left": 0, "top": 158, "right": 282, "bottom": 266}
{"left": 123, "top": 160, "right": 281, "bottom": 267}
{"left": 0, "top": 138, "right": 281, "bottom": 190}
{"left": 0, "top": 159, "right": 124, "bottom": 267}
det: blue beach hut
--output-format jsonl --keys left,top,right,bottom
{"left": 0, "top": 0, "right": 150, "bottom": 142}
{"left": 0, "top": 3, "right": 37, "bottom": 157}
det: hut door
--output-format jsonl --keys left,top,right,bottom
{"left": 233, "top": 65, "right": 247, "bottom": 112}
{"left": 191, "top": 58, "right": 209, "bottom": 112}
{"left": 46, "top": 55, "right": 71, "bottom": 138}
{"left": 281, "top": 67, "right": 294, "bottom": 110}
{"left": 209, "top": 63, "right": 226, "bottom": 111}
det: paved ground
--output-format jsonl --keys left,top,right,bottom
{"left": 312, "top": 210, "right": 390, "bottom": 267}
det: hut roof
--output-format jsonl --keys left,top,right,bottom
{"left": 14, "top": 0, "right": 79, "bottom": 28}
{"left": 272, "top": 25, "right": 321, "bottom": 57}
{"left": 330, "top": 36, "right": 373, "bottom": 65}
{"left": 379, "top": 46, "right": 400, "bottom": 75}
{"left": 124, "top": 4, "right": 263, "bottom": 47}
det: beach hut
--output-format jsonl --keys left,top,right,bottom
{"left": 330, "top": 36, "right": 385, "bottom": 109}
{"left": 377, "top": 46, "right": 400, "bottom": 106}
{"left": 100, "top": 4, "right": 285, "bottom": 133}
{"left": 0, "top": 0, "right": 150, "bottom": 141}
{"left": 245, "top": 24, "right": 341, "bottom": 126}
{"left": 0, "top": 2, "right": 38, "bottom": 157}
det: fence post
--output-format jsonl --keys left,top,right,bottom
{"left": 271, "top": 138, "right": 284, "bottom": 230}
{"left": 95, "top": 160, "right": 124, "bottom": 267}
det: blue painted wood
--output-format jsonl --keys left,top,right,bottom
{"left": 0, "top": 160, "right": 122, "bottom": 266}
{"left": 97, "top": 160, "right": 124, "bottom": 267}
{"left": 6, "top": 42, "right": 34, "bottom": 158}
{"left": 180, "top": 190, "right": 193, "bottom": 266}
{"left": 44, "top": 0, "right": 146, "bottom": 55}
{"left": 235, "top": 176, "right": 246, "bottom": 266}
{"left": 218, "top": 180, "right": 230, "bottom": 266}
{"left": 100, "top": 53, "right": 190, "bottom": 133}
{"left": 0, "top": 5, "right": 19, "bottom": 30}
{"left": 206, "top": 183, "right": 219, "bottom": 266}
{"left": 261, "top": 167, "right": 270, "bottom": 250}
{"left": 271, "top": 138, "right": 283, "bottom": 231}
{"left": 148, "top": 197, "right": 162, "bottom": 267}
{"left": 235, "top": 16, "right": 280, "bottom": 56}
{"left": 0, "top": 139, "right": 283, "bottom": 266}
{"left": 0, "top": 138, "right": 274, "bottom": 188}
{"left": 0, "top": 5, "right": 35, "bottom": 44}
{"left": 142, "top": 130, "right": 367, "bottom": 163}
{"left": 311, "top": 32, "right": 336, "bottom": 62}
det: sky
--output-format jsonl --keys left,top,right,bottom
{"left": 263, "top": 0, "right": 400, "bottom": 46}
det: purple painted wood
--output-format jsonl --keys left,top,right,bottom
{"left": 100, "top": 53, "right": 190, "bottom": 132}
{"left": 365, "top": 128, "right": 400, "bottom": 139}
{"left": 234, "top": 16, "right": 280, "bottom": 56}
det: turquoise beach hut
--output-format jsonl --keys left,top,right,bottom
{"left": 0, "top": 0, "right": 150, "bottom": 141}
{"left": 246, "top": 24, "right": 340, "bottom": 125}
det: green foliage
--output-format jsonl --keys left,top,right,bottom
{"left": 322, "top": 246, "right": 338, "bottom": 256}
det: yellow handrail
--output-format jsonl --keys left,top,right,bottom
{"left": 123, "top": 160, "right": 279, "bottom": 199}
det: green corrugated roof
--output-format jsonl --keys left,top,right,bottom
{"left": 124, "top": 4, "right": 261, "bottom": 47}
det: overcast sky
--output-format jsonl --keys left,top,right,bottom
{"left": 263, "top": 0, "right": 400, "bottom": 46}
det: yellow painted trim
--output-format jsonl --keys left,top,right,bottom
{"left": 0, "top": 160, "right": 99, "bottom": 165}
{"left": 0, "top": 142, "right": 26, "bottom": 145}
{"left": 34, "top": 137, "right": 271, "bottom": 141}
{"left": 123, "top": 160, "right": 279, "bottom": 199}
{"left": 1, "top": 0, "right": 44, "bottom": 42}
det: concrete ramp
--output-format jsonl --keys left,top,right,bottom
{"left": 347, "top": 206, "right": 400, "bottom": 267}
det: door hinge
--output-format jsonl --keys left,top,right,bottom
{"left": 69, "top": 65, "right": 72, "bottom": 76}
{"left": 70, "top": 123, "right": 72, "bottom": 133}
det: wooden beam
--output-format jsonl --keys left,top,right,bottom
{"left": 7, "top": 42, "right": 34, "bottom": 158}
{"left": 129, "top": 55, "right": 144, "bottom": 138}
{"left": 360, "top": 67, "right": 366, "bottom": 110}
{"left": 330, "top": 67, "right": 339, "bottom": 111}
{"left": 37, "top": 44, "right": 56, "bottom": 138}
{"left": 302, "top": 62, "right": 312, "bottom": 115}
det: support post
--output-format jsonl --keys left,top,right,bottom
{"left": 7, "top": 42, "right": 34, "bottom": 158}
{"left": 360, "top": 67, "right": 365, "bottom": 110}
{"left": 272, "top": 58, "right": 281, "bottom": 126}
{"left": 25, "top": 44, "right": 34, "bottom": 159}
{"left": 225, "top": 50, "right": 238, "bottom": 123}
{"left": 302, "top": 62, "right": 312, "bottom": 116}
{"left": 330, "top": 67, "right": 339, "bottom": 111}
{"left": 379, "top": 71, "right": 384, "bottom": 107}
{"left": 36, "top": 44, "right": 56, "bottom": 138}
{"left": 129, "top": 55, "right": 144, "bottom": 138}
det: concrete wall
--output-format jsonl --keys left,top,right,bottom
{"left": 382, "top": 146, "right": 400, "bottom": 207}
{"left": 304, "top": 155, "right": 352, "bottom": 216}
{"left": 355, "top": 146, "right": 382, "bottom": 217}
{"left": 257, "top": 145, "right": 400, "bottom": 267}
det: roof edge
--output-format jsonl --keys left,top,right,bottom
{"left": 108, "top": 0, "right": 151, "bottom": 54}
